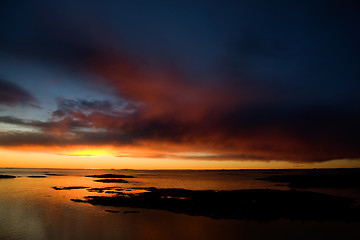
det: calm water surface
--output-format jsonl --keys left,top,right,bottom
{"left": 0, "top": 168, "right": 359, "bottom": 240}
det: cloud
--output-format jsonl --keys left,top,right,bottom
{"left": 1, "top": 99, "right": 360, "bottom": 162}
{"left": 0, "top": 78, "right": 39, "bottom": 107}
{"left": 0, "top": 1, "right": 360, "bottom": 163}
{"left": 1, "top": 41, "right": 359, "bottom": 162}
{"left": 1, "top": 37, "right": 360, "bottom": 162}
{"left": 0, "top": 97, "right": 137, "bottom": 134}
{"left": 51, "top": 98, "right": 136, "bottom": 119}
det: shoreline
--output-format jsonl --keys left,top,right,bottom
{"left": 70, "top": 187, "right": 360, "bottom": 222}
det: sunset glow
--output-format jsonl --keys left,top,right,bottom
{"left": 0, "top": 1, "right": 359, "bottom": 169}
{"left": 62, "top": 148, "right": 115, "bottom": 157}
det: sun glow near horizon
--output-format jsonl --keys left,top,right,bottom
{"left": 0, "top": 147, "right": 359, "bottom": 170}
{"left": 61, "top": 148, "right": 116, "bottom": 157}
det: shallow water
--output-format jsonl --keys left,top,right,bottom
{"left": 0, "top": 168, "right": 359, "bottom": 240}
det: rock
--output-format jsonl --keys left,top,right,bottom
{"left": 73, "top": 188, "right": 360, "bottom": 222}
{"left": 105, "top": 209, "right": 120, "bottom": 213}
{"left": 70, "top": 199, "right": 87, "bottom": 203}
{"left": 86, "top": 174, "right": 135, "bottom": 178}
{"left": 0, "top": 174, "right": 16, "bottom": 178}
{"left": 94, "top": 179, "right": 129, "bottom": 183}
{"left": 52, "top": 186, "right": 88, "bottom": 190}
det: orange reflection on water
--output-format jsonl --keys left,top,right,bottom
{"left": 1, "top": 168, "right": 360, "bottom": 240}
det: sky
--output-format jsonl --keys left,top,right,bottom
{"left": 0, "top": 0, "right": 359, "bottom": 169}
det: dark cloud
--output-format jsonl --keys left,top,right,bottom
{"left": 0, "top": 130, "right": 133, "bottom": 147}
{"left": 52, "top": 98, "right": 134, "bottom": 118}
{"left": 0, "top": 1, "right": 360, "bottom": 163}
{"left": 0, "top": 78, "right": 39, "bottom": 107}
{"left": 0, "top": 98, "right": 136, "bottom": 134}
{"left": 0, "top": 115, "right": 89, "bottom": 132}
{"left": 1, "top": 101, "right": 359, "bottom": 162}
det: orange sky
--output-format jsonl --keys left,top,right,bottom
{"left": 1, "top": 148, "right": 359, "bottom": 169}
{"left": 1, "top": 1, "right": 360, "bottom": 171}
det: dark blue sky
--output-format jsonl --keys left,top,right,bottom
{"left": 0, "top": 0, "right": 359, "bottom": 163}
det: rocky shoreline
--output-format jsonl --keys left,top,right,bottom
{"left": 69, "top": 187, "right": 360, "bottom": 222}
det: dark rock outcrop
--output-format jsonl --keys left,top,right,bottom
{"left": 94, "top": 179, "right": 129, "bottom": 183}
{"left": 70, "top": 187, "right": 360, "bottom": 222}
{"left": 0, "top": 174, "right": 16, "bottom": 178}
{"left": 53, "top": 186, "right": 88, "bottom": 190}
{"left": 86, "top": 174, "right": 135, "bottom": 179}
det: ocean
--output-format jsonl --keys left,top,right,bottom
{"left": 0, "top": 168, "right": 359, "bottom": 240}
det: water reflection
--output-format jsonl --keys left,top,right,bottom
{"left": 1, "top": 168, "right": 360, "bottom": 240}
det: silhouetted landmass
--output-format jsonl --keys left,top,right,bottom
{"left": 86, "top": 174, "right": 135, "bottom": 178}
{"left": 53, "top": 186, "right": 88, "bottom": 190}
{"left": 261, "top": 170, "right": 285, "bottom": 174}
{"left": 87, "top": 187, "right": 124, "bottom": 193}
{"left": 70, "top": 198, "right": 87, "bottom": 203}
{"left": 27, "top": 175, "right": 46, "bottom": 178}
{"left": 123, "top": 210, "right": 140, "bottom": 214}
{"left": 259, "top": 169, "right": 360, "bottom": 189}
{"left": 0, "top": 174, "right": 16, "bottom": 178}
{"left": 52, "top": 186, "right": 125, "bottom": 192}
{"left": 45, "top": 173, "right": 63, "bottom": 176}
{"left": 94, "top": 179, "right": 129, "bottom": 183}
{"left": 70, "top": 187, "right": 360, "bottom": 222}
{"left": 105, "top": 210, "right": 120, "bottom": 213}
{"left": 87, "top": 188, "right": 107, "bottom": 193}
{"left": 105, "top": 190, "right": 125, "bottom": 194}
